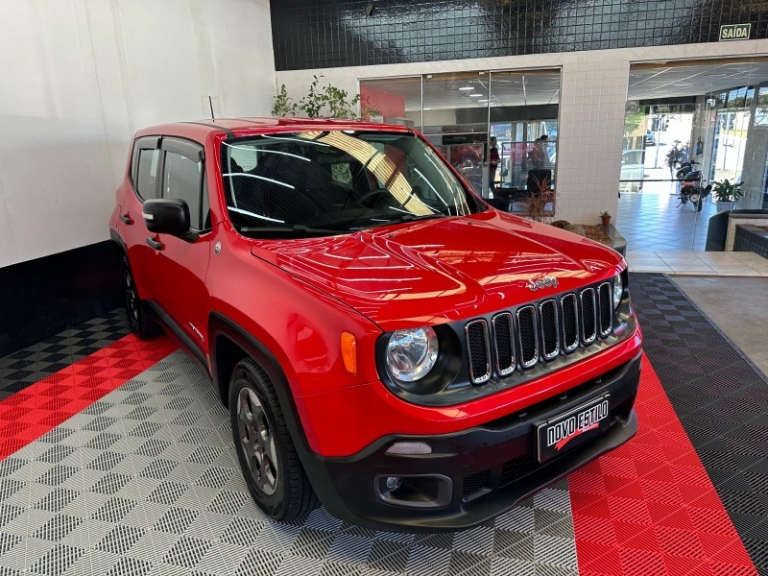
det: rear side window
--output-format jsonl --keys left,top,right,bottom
{"left": 162, "top": 150, "right": 205, "bottom": 230}
{"left": 136, "top": 149, "right": 160, "bottom": 199}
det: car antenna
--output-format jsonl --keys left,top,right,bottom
{"left": 208, "top": 96, "right": 215, "bottom": 120}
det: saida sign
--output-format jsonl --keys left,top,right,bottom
{"left": 720, "top": 24, "right": 751, "bottom": 41}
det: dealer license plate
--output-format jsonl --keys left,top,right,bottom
{"left": 536, "top": 395, "right": 610, "bottom": 463}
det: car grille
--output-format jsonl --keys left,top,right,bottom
{"left": 465, "top": 283, "right": 615, "bottom": 383}
{"left": 465, "top": 320, "right": 491, "bottom": 384}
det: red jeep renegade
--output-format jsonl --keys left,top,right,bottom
{"left": 110, "top": 118, "right": 642, "bottom": 532}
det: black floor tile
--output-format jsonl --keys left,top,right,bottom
{"left": 0, "top": 309, "right": 130, "bottom": 396}
{"left": 631, "top": 273, "right": 768, "bottom": 571}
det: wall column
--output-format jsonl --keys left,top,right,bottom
{"left": 555, "top": 55, "right": 630, "bottom": 224}
{"left": 740, "top": 88, "right": 768, "bottom": 208}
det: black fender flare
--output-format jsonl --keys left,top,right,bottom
{"left": 110, "top": 229, "right": 127, "bottom": 258}
{"left": 207, "top": 311, "right": 317, "bottom": 464}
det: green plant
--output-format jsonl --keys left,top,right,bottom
{"left": 711, "top": 179, "right": 744, "bottom": 202}
{"left": 297, "top": 75, "right": 324, "bottom": 118}
{"left": 524, "top": 176, "right": 556, "bottom": 222}
{"left": 272, "top": 84, "right": 297, "bottom": 117}
{"left": 322, "top": 84, "right": 361, "bottom": 119}
{"left": 600, "top": 211, "right": 611, "bottom": 219}
{"left": 273, "top": 76, "right": 379, "bottom": 120}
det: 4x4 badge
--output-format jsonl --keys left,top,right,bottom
{"left": 527, "top": 276, "right": 558, "bottom": 291}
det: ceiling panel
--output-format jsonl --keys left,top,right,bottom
{"left": 628, "top": 59, "right": 768, "bottom": 100}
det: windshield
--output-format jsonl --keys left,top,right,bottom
{"left": 220, "top": 130, "right": 479, "bottom": 237}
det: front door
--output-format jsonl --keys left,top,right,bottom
{"left": 146, "top": 137, "right": 212, "bottom": 362}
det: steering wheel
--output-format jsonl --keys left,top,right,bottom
{"left": 356, "top": 188, "right": 392, "bottom": 207}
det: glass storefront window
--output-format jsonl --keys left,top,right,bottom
{"left": 359, "top": 69, "right": 561, "bottom": 207}
{"left": 359, "top": 77, "right": 421, "bottom": 129}
{"left": 619, "top": 57, "right": 768, "bottom": 251}
{"left": 421, "top": 72, "right": 490, "bottom": 195}
{"left": 488, "top": 71, "right": 560, "bottom": 202}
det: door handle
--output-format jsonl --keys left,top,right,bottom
{"left": 120, "top": 214, "right": 134, "bottom": 225}
{"left": 146, "top": 236, "right": 164, "bottom": 251}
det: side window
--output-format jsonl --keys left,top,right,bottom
{"left": 136, "top": 149, "right": 160, "bottom": 200}
{"left": 162, "top": 150, "right": 206, "bottom": 231}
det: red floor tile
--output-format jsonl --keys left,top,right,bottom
{"left": 570, "top": 354, "right": 758, "bottom": 575}
{"left": 0, "top": 334, "right": 176, "bottom": 460}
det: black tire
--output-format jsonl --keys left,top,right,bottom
{"left": 229, "top": 357, "right": 318, "bottom": 521}
{"left": 121, "top": 258, "right": 158, "bottom": 339}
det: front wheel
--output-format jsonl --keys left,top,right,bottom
{"left": 229, "top": 358, "right": 318, "bottom": 521}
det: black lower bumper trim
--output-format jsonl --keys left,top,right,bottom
{"left": 301, "top": 353, "right": 641, "bottom": 532}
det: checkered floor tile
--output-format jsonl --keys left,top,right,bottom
{"left": 570, "top": 354, "right": 757, "bottom": 576}
{"left": 0, "top": 311, "right": 129, "bottom": 400}
{"left": 0, "top": 351, "right": 580, "bottom": 576}
{"left": 631, "top": 273, "right": 768, "bottom": 575}
{"left": 1, "top": 272, "right": 766, "bottom": 575}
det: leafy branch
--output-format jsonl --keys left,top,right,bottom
{"left": 272, "top": 76, "right": 379, "bottom": 120}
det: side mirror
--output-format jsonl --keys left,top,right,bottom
{"left": 142, "top": 199, "right": 190, "bottom": 236}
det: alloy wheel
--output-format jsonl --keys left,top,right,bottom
{"left": 236, "top": 386, "right": 279, "bottom": 495}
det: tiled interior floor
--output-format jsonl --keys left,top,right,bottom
{"left": 0, "top": 350, "right": 582, "bottom": 576}
{"left": 625, "top": 249, "right": 768, "bottom": 276}
{"left": 616, "top": 191, "right": 717, "bottom": 252}
{"left": 615, "top": 190, "right": 768, "bottom": 274}
{"left": 0, "top": 311, "right": 130, "bottom": 400}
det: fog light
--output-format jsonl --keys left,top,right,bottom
{"left": 374, "top": 474, "right": 453, "bottom": 508}
{"left": 386, "top": 476, "right": 403, "bottom": 492}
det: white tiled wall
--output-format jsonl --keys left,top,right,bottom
{"left": 276, "top": 39, "right": 768, "bottom": 225}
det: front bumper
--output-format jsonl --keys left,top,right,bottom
{"left": 302, "top": 352, "right": 640, "bottom": 532}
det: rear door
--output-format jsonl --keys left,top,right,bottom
{"left": 119, "top": 137, "right": 161, "bottom": 301}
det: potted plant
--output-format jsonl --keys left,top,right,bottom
{"left": 523, "top": 176, "right": 556, "bottom": 222}
{"left": 600, "top": 211, "right": 612, "bottom": 226}
{"left": 712, "top": 179, "right": 744, "bottom": 212}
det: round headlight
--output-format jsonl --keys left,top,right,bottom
{"left": 386, "top": 327, "right": 439, "bottom": 383}
{"left": 613, "top": 273, "right": 624, "bottom": 309}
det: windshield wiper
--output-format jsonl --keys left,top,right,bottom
{"left": 347, "top": 213, "right": 446, "bottom": 232}
{"left": 389, "top": 213, "right": 446, "bottom": 223}
{"left": 239, "top": 225, "right": 340, "bottom": 235}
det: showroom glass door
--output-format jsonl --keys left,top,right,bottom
{"left": 621, "top": 58, "right": 768, "bottom": 251}
{"left": 708, "top": 88, "right": 753, "bottom": 186}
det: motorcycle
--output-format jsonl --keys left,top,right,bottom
{"left": 676, "top": 161, "right": 711, "bottom": 212}
{"left": 675, "top": 160, "right": 699, "bottom": 180}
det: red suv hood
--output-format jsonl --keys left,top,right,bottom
{"left": 251, "top": 211, "right": 625, "bottom": 331}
